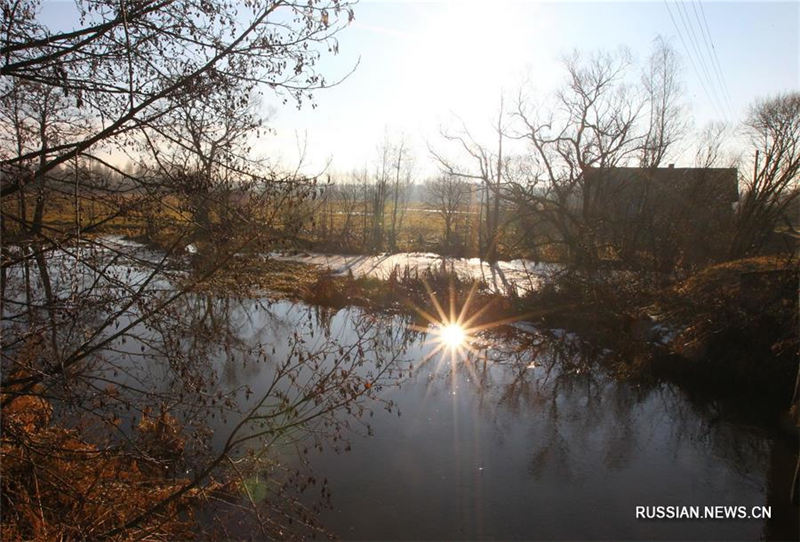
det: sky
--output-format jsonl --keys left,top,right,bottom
{"left": 37, "top": 1, "right": 799, "bottom": 177}
{"left": 264, "top": 0, "right": 799, "bottom": 177}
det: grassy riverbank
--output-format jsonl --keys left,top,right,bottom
{"left": 206, "top": 252, "right": 798, "bottom": 420}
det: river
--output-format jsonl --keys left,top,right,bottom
{"left": 193, "top": 299, "right": 795, "bottom": 540}
{"left": 2, "top": 237, "right": 796, "bottom": 540}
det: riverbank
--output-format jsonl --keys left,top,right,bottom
{"left": 71, "top": 234, "right": 797, "bottom": 424}
{"left": 261, "top": 254, "right": 797, "bottom": 434}
{"left": 187, "top": 246, "right": 797, "bottom": 421}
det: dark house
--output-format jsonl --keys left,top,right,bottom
{"left": 583, "top": 166, "right": 739, "bottom": 268}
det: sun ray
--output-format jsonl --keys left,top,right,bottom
{"left": 455, "top": 281, "right": 480, "bottom": 326}
{"left": 421, "top": 278, "right": 448, "bottom": 324}
{"left": 465, "top": 313, "right": 531, "bottom": 334}
{"left": 449, "top": 280, "right": 456, "bottom": 323}
{"left": 407, "top": 276, "right": 522, "bottom": 384}
{"left": 411, "top": 306, "right": 445, "bottom": 328}
{"left": 459, "top": 296, "right": 499, "bottom": 330}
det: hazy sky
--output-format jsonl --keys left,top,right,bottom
{"left": 38, "top": 1, "right": 799, "bottom": 176}
{"left": 267, "top": 0, "right": 799, "bottom": 176}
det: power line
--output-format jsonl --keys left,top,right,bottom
{"left": 663, "top": 0, "right": 728, "bottom": 122}
{"left": 674, "top": 0, "right": 730, "bottom": 121}
{"left": 695, "top": 0, "right": 734, "bottom": 111}
{"left": 687, "top": 0, "right": 734, "bottom": 119}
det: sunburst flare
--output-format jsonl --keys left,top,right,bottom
{"left": 439, "top": 323, "right": 466, "bottom": 348}
{"left": 409, "top": 278, "right": 522, "bottom": 375}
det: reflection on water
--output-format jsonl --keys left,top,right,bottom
{"left": 293, "top": 320, "right": 780, "bottom": 540}
{"left": 270, "top": 250, "right": 560, "bottom": 296}
{"left": 2, "top": 240, "right": 795, "bottom": 539}
{"left": 184, "top": 300, "right": 789, "bottom": 541}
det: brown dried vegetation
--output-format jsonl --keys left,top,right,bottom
{"left": 1, "top": 378, "right": 213, "bottom": 541}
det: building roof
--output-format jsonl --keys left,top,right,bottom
{"left": 584, "top": 167, "right": 739, "bottom": 203}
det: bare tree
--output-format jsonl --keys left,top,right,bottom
{"left": 732, "top": 92, "right": 800, "bottom": 256}
{"left": 364, "top": 134, "right": 414, "bottom": 252}
{"left": 388, "top": 137, "right": 413, "bottom": 251}
{"left": 427, "top": 174, "right": 471, "bottom": 253}
{"left": 337, "top": 181, "right": 366, "bottom": 250}
{"left": 1, "top": 0, "right": 354, "bottom": 193}
{"left": 640, "top": 36, "right": 687, "bottom": 168}
{"left": 355, "top": 166, "right": 371, "bottom": 249}
{"left": 0, "top": 0, "right": 384, "bottom": 538}
{"left": 313, "top": 178, "right": 364, "bottom": 250}
{"left": 431, "top": 98, "right": 510, "bottom": 262}
{"left": 512, "top": 49, "right": 643, "bottom": 268}
{"left": 369, "top": 139, "right": 391, "bottom": 251}
{"left": 694, "top": 121, "right": 733, "bottom": 168}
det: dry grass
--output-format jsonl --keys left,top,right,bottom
{"left": 182, "top": 258, "right": 325, "bottom": 299}
{"left": 1, "top": 380, "right": 212, "bottom": 540}
{"left": 676, "top": 255, "right": 793, "bottom": 301}
{"left": 649, "top": 256, "right": 799, "bottom": 400}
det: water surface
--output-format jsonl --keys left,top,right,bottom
{"left": 3, "top": 238, "right": 794, "bottom": 540}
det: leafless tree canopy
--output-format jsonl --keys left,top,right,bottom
{"left": 0, "top": 1, "right": 409, "bottom": 539}
{"left": 427, "top": 173, "right": 471, "bottom": 252}
{"left": 732, "top": 92, "right": 800, "bottom": 256}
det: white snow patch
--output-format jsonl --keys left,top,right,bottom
{"left": 268, "top": 251, "right": 562, "bottom": 296}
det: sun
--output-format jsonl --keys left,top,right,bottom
{"left": 406, "top": 278, "right": 526, "bottom": 401}
{"left": 409, "top": 281, "right": 479, "bottom": 366}
{"left": 409, "top": 278, "right": 520, "bottom": 373}
{"left": 439, "top": 323, "right": 466, "bottom": 349}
